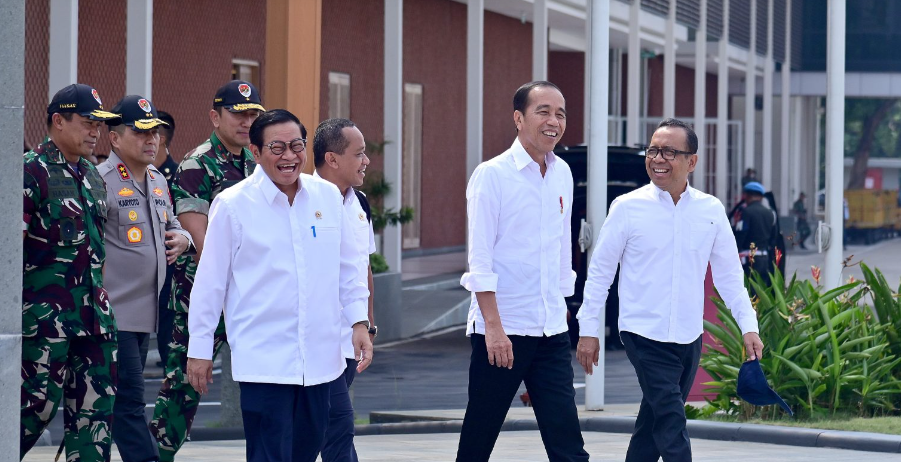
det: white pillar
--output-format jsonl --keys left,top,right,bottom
{"left": 744, "top": 0, "right": 757, "bottom": 172}
{"left": 584, "top": 0, "right": 610, "bottom": 412}
{"left": 762, "top": 0, "right": 774, "bottom": 191}
{"left": 779, "top": 0, "right": 792, "bottom": 213}
{"left": 126, "top": 0, "right": 153, "bottom": 98}
{"left": 383, "top": 0, "right": 403, "bottom": 273}
{"left": 694, "top": 0, "right": 707, "bottom": 192}
{"left": 715, "top": 0, "right": 730, "bottom": 203}
{"left": 824, "top": 0, "right": 845, "bottom": 289}
{"left": 626, "top": 0, "right": 641, "bottom": 147}
{"left": 532, "top": 0, "right": 548, "bottom": 81}
{"left": 583, "top": 12, "right": 591, "bottom": 145}
{"left": 467, "top": 0, "right": 483, "bottom": 179}
{"left": 48, "top": 0, "right": 78, "bottom": 97}
{"left": 663, "top": 0, "right": 676, "bottom": 118}
{"left": 790, "top": 97, "right": 803, "bottom": 204}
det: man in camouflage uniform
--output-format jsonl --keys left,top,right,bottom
{"left": 21, "top": 84, "right": 121, "bottom": 461}
{"left": 150, "top": 80, "right": 264, "bottom": 460}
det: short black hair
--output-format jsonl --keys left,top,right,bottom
{"left": 513, "top": 81, "right": 562, "bottom": 115}
{"left": 158, "top": 110, "right": 175, "bottom": 147}
{"left": 655, "top": 118, "right": 699, "bottom": 154}
{"left": 249, "top": 109, "right": 307, "bottom": 151}
{"left": 46, "top": 112, "right": 74, "bottom": 128}
{"left": 313, "top": 118, "right": 357, "bottom": 168}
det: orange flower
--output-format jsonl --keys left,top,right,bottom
{"left": 775, "top": 248, "right": 783, "bottom": 268}
{"left": 811, "top": 265, "right": 821, "bottom": 285}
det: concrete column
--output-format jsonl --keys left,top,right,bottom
{"left": 532, "top": 0, "right": 548, "bottom": 81}
{"left": 779, "top": 0, "right": 792, "bottom": 212}
{"left": 790, "top": 97, "right": 803, "bottom": 204}
{"left": 383, "top": 0, "right": 403, "bottom": 273}
{"left": 49, "top": 0, "right": 78, "bottom": 97}
{"left": 467, "top": 0, "right": 483, "bottom": 178}
{"left": 715, "top": 0, "right": 730, "bottom": 203}
{"left": 694, "top": 0, "right": 707, "bottom": 191}
{"left": 126, "top": 0, "right": 153, "bottom": 98}
{"left": 744, "top": 0, "right": 757, "bottom": 171}
{"left": 762, "top": 0, "right": 774, "bottom": 191}
{"left": 626, "top": 0, "right": 641, "bottom": 147}
{"left": 824, "top": 0, "right": 845, "bottom": 289}
{"left": 663, "top": 0, "right": 676, "bottom": 118}
{"left": 583, "top": 0, "right": 610, "bottom": 411}
{"left": 0, "top": 1, "right": 24, "bottom": 459}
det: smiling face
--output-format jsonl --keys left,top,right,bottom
{"left": 52, "top": 113, "right": 103, "bottom": 161}
{"left": 514, "top": 86, "right": 566, "bottom": 159}
{"left": 646, "top": 125, "right": 697, "bottom": 197}
{"left": 252, "top": 121, "right": 305, "bottom": 197}
{"left": 109, "top": 127, "right": 160, "bottom": 170}
{"left": 327, "top": 126, "right": 369, "bottom": 192}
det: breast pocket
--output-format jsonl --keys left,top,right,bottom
{"left": 689, "top": 221, "right": 716, "bottom": 254}
{"left": 119, "top": 208, "right": 150, "bottom": 247}
{"left": 46, "top": 199, "right": 88, "bottom": 246}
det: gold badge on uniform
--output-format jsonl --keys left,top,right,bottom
{"left": 358, "top": 213, "right": 365, "bottom": 222}
{"left": 315, "top": 211, "right": 322, "bottom": 219}
{"left": 117, "top": 163, "right": 130, "bottom": 180}
{"left": 153, "top": 187, "right": 164, "bottom": 197}
{"left": 128, "top": 210, "right": 138, "bottom": 222}
{"left": 127, "top": 226, "right": 143, "bottom": 243}
{"left": 118, "top": 187, "right": 135, "bottom": 197}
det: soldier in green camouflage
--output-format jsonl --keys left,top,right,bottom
{"left": 150, "top": 80, "right": 264, "bottom": 461}
{"left": 21, "top": 84, "right": 121, "bottom": 461}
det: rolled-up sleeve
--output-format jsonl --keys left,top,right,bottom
{"left": 460, "top": 165, "right": 500, "bottom": 293}
{"left": 578, "top": 198, "right": 629, "bottom": 338}
{"left": 339, "top": 207, "right": 369, "bottom": 325}
{"left": 710, "top": 209, "right": 759, "bottom": 334}
{"left": 187, "top": 197, "right": 236, "bottom": 360}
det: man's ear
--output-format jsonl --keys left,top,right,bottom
{"left": 325, "top": 151, "right": 340, "bottom": 169}
{"left": 108, "top": 130, "right": 120, "bottom": 150}
{"left": 250, "top": 144, "right": 262, "bottom": 160}
{"left": 209, "top": 109, "right": 220, "bottom": 129}
{"left": 513, "top": 111, "right": 523, "bottom": 132}
{"left": 687, "top": 154, "right": 698, "bottom": 173}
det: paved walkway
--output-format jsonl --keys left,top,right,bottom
{"left": 784, "top": 237, "right": 901, "bottom": 286}
{"left": 23, "top": 431, "right": 901, "bottom": 461}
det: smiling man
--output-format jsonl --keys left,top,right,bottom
{"left": 457, "top": 81, "right": 588, "bottom": 462}
{"left": 185, "top": 109, "right": 372, "bottom": 462}
{"left": 150, "top": 80, "right": 263, "bottom": 460}
{"left": 577, "top": 118, "right": 763, "bottom": 462}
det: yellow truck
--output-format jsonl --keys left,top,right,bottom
{"left": 845, "top": 189, "right": 900, "bottom": 244}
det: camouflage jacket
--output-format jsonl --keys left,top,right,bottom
{"left": 23, "top": 140, "right": 115, "bottom": 337}
{"left": 169, "top": 132, "right": 255, "bottom": 313}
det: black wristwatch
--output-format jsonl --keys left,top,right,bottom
{"left": 368, "top": 325, "right": 378, "bottom": 337}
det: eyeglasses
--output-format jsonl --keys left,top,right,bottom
{"left": 265, "top": 138, "right": 306, "bottom": 155}
{"left": 645, "top": 146, "right": 694, "bottom": 160}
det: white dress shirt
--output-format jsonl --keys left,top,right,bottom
{"left": 313, "top": 170, "right": 377, "bottom": 359}
{"left": 578, "top": 183, "right": 759, "bottom": 344}
{"left": 187, "top": 168, "right": 369, "bottom": 385}
{"left": 460, "top": 138, "right": 576, "bottom": 337}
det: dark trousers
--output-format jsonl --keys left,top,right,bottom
{"left": 157, "top": 264, "right": 175, "bottom": 364}
{"left": 240, "top": 380, "right": 333, "bottom": 462}
{"left": 620, "top": 331, "right": 703, "bottom": 462}
{"left": 456, "top": 332, "right": 588, "bottom": 462}
{"left": 322, "top": 358, "right": 359, "bottom": 462}
{"left": 113, "top": 331, "right": 159, "bottom": 462}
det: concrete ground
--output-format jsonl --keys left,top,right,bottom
{"left": 784, "top": 237, "right": 901, "bottom": 287}
{"left": 23, "top": 430, "right": 901, "bottom": 461}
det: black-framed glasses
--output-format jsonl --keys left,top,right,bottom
{"left": 265, "top": 138, "right": 306, "bottom": 155}
{"left": 645, "top": 146, "right": 694, "bottom": 160}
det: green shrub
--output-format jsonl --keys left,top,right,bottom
{"left": 370, "top": 253, "right": 389, "bottom": 274}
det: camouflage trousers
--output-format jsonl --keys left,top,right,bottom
{"left": 150, "top": 311, "right": 226, "bottom": 462}
{"left": 21, "top": 333, "right": 118, "bottom": 462}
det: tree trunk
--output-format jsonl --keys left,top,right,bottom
{"left": 847, "top": 99, "right": 896, "bottom": 189}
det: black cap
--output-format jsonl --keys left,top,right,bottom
{"left": 212, "top": 80, "right": 265, "bottom": 113}
{"left": 47, "top": 84, "right": 120, "bottom": 121}
{"left": 108, "top": 95, "right": 169, "bottom": 131}
{"left": 737, "top": 359, "right": 794, "bottom": 416}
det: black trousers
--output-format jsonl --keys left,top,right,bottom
{"left": 113, "top": 331, "right": 159, "bottom": 462}
{"left": 321, "top": 358, "right": 358, "bottom": 462}
{"left": 620, "top": 331, "right": 703, "bottom": 462}
{"left": 157, "top": 264, "right": 175, "bottom": 364}
{"left": 240, "top": 380, "right": 333, "bottom": 462}
{"left": 456, "top": 332, "right": 588, "bottom": 462}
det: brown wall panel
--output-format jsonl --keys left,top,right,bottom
{"left": 78, "top": 2, "right": 126, "bottom": 157}
{"left": 24, "top": 1, "right": 49, "bottom": 150}
{"left": 548, "top": 51, "right": 585, "bottom": 147}
{"left": 482, "top": 13, "right": 532, "bottom": 161}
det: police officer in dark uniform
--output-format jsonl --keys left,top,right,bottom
{"left": 734, "top": 181, "right": 776, "bottom": 284}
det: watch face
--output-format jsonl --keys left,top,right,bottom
{"left": 368, "top": 326, "right": 378, "bottom": 336}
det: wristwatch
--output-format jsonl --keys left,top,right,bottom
{"left": 368, "top": 325, "right": 378, "bottom": 337}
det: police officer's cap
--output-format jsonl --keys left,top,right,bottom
{"left": 107, "top": 95, "right": 169, "bottom": 132}
{"left": 743, "top": 181, "right": 766, "bottom": 195}
{"left": 212, "top": 80, "right": 265, "bottom": 113}
{"left": 47, "top": 84, "right": 121, "bottom": 121}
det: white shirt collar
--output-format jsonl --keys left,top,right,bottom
{"left": 510, "top": 137, "right": 557, "bottom": 172}
{"left": 313, "top": 169, "right": 355, "bottom": 203}
{"left": 649, "top": 180, "right": 695, "bottom": 202}
{"left": 253, "top": 166, "right": 303, "bottom": 205}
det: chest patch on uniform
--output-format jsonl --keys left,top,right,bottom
{"left": 117, "top": 164, "right": 130, "bottom": 180}
{"left": 118, "top": 198, "right": 139, "bottom": 207}
{"left": 118, "top": 187, "right": 135, "bottom": 197}
{"left": 127, "top": 226, "right": 143, "bottom": 243}
{"left": 60, "top": 218, "right": 77, "bottom": 241}
{"left": 153, "top": 187, "right": 164, "bottom": 197}
{"left": 153, "top": 198, "right": 168, "bottom": 207}
{"left": 128, "top": 210, "right": 138, "bottom": 221}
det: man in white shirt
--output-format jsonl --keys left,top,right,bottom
{"left": 185, "top": 109, "right": 373, "bottom": 462}
{"left": 577, "top": 118, "right": 764, "bottom": 462}
{"left": 457, "top": 81, "right": 589, "bottom": 462}
{"left": 313, "top": 118, "right": 378, "bottom": 462}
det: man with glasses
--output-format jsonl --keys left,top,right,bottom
{"left": 186, "top": 109, "right": 372, "bottom": 462}
{"left": 577, "top": 118, "right": 763, "bottom": 462}
{"left": 150, "top": 80, "right": 264, "bottom": 461}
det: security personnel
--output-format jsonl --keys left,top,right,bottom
{"left": 150, "top": 80, "right": 264, "bottom": 461}
{"left": 734, "top": 181, "right": 776, "bottom": 284}
{"left": 152, "top": 110, "right": 179, "bottom": 182}
{"left": 21, "top": 84, "right": 121, "bottom": 461}
{"left": 99, "top": 95, "right": 193, "bottom": 462}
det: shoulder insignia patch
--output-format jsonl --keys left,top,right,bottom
{"left": 117, "top": 163, "right": 130, "bottom": 180}
{"left": 148, "top": 170, "right": 156, "bottom": 180}
{"left": 153, "top": 187, "right": 164, "bottom": 197}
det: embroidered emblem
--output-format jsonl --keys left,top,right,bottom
{"left": 137, "top": 98, "right": 152, "bottom": 113}
{"left": 148, "top": 170, "right": 155, "bottom": 180}
{"left": 127, "top": 226, "right": 143, "bottom": 243}
{"left": 91, "top": 88, "right": 102, "bottom": 104}
{"left": 118, "top": 187, "right": 135, "bottom": 197}
{"left": 359, "top": 213, "right": 365, "bottom": 222}
{"left": 128, "top": 210, "right": 138, "bottom": 222}
{"left": 559, "top": 196, "right": 564, "bottom": 214}
{"left": 117, "top": 163, "right": 130, "bottom": 180}
{"left": 153, "top": 187, "right": 164, "bottom": 197}
{"left": 238, "top": 83, "right": 251, "bottom": 98}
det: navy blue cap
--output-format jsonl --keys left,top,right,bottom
{"left": 108, "top": 95, "right": 168, "bottom": 131}
{"left": 212, "top": 80, "right": 265, "bottom": 113}
{"left": 47, "top": 84, "right": 120, "bottom": 121}
{"left": 743, "top": 181, "right": 766, "bottom": 195}
{"left": 737, "top": 359, "right": 793, "bottom": 416}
